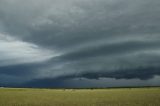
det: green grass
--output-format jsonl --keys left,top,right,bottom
{"left": 0, "top": 87, "right": 160, "bottom": 106}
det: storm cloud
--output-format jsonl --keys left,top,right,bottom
{"left": 0, "top": 0, "right": 160, "bottom": 87}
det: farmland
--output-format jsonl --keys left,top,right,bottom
{"left": 0, "top": 87, "right": 160, "bottom": 106}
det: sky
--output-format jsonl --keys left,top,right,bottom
{"left": 0, "top": 0, "right": 160, "bottom": 88}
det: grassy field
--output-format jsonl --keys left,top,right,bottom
{"left": 0, "top": 87, "right": 160, "bottom": 106}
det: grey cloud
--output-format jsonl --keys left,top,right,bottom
{"left": 0, "top": 0, "right": 160, "bottom": 87}
{"left": 58, "top": 40, "right": 160, "bottom": 61}
{"left": 16, "top": 76, "right": 160, "bottom": 88}
{"left": 62, "top": 66, "right": 160, "bottom": 80}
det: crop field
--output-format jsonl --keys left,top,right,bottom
{"left": 0, "top": 87, "right": 160, "bottom": 106}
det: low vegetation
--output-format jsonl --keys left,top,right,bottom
{"left": 0, "top": 87, "right": 160, "bottom": 106}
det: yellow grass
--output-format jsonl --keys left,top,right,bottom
{"left": 0, "top": 87, "right": 160, "bottom": 106}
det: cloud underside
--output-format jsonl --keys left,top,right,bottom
{"left": 0, "top": 0, "right": 160, "bottom": 87}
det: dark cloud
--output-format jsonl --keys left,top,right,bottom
{"left": 0, "top": 0, "right": 160, "bottom": 87}
{"left": 59, "top": 41, "right": 160, "bottom": 61}
{"left": 21, "top": 78, "right": 72, "bottom": 88}
{"left": 61, "top": 66, "right": 160, "bottom": 80}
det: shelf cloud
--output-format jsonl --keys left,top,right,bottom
{"left": 0, "top": 0, "right": 160, "bottom": 87}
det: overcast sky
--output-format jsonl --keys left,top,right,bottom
{"left": 0, "top": 0, "right": 160, "bottom": 88}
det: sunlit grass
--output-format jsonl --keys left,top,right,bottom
{"left": 0, "top": 87, "right": 160, "bottom": 106}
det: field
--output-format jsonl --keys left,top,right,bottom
{"left": 0, "top": 87, "right": 160, "bottom": 106}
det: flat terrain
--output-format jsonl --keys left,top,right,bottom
{"left": 0, "top": 87, "right": 160, "bottom": 106}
